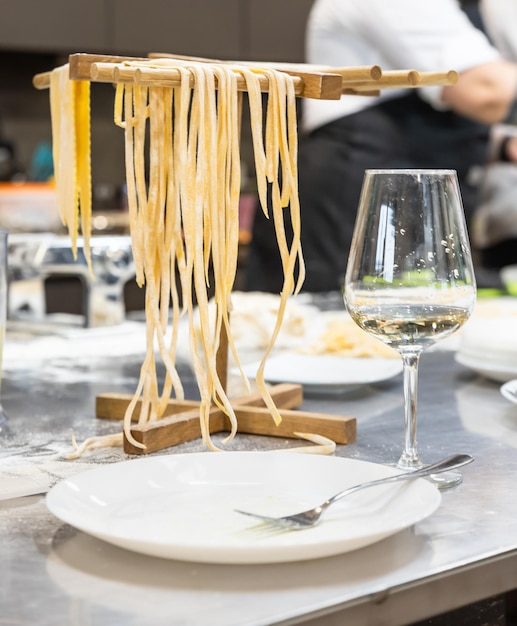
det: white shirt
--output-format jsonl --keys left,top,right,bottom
{"left": 303, "top": 0, "right": 501, "bottom": 132}
{"left": 481, "top": 0, "right": 517, "bottom": 61}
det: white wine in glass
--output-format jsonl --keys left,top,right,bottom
{"left": 344, "top": 170, "right": 476, "bottom": 486}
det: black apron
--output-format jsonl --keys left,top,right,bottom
{"left": 245, "top": 92, "right": 490, "bottom": 293}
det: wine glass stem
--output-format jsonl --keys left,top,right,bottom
{"left": 398, "top": 352, "right": 424, "bottom": 471}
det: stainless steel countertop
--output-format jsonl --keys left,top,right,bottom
{"left": 1, "top": 323, "right": 517, "bottom": 626}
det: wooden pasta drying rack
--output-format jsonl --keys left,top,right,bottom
{"left": 33, "top": 52, "right": 458, "bottom": 97}
{"left": 33, "top": 53, "right": 457, "bottom": 454}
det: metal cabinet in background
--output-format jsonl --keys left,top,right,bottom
{"left": 109, "top": 0, "right": 242, "bottom": 59}
{"left": 109, "top": 0, "right": 312, "bottom": 61}
{"left": 0, "top": 0, "right": 107, "bottom": 53}
{"left": 245, "top": 0, "right": 313, "bottom": 62}
{"left": 0, "top": 0, "right": 313, "bottom": 62}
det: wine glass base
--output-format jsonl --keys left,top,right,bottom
{"left": 396, "top": 454, "right": 424, "bottom": 472}
{"left": 429, "top": 471, "right": 463, "bottom": 490}
{"left": 396, "top": 454, "right": 464, "bottom": 490}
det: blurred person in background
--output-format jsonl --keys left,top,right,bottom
{"left": 471, "top": 0, "right": 517, "bottom": 274}
{"left": 245, "top": 0, "right": 517, "bottom": 294}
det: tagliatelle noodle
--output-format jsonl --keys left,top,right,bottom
{"left": 290, "top": 433, "right": 337, "bottom": 455}
{"left": 53, "top": 59, "right": 305, "bottom": 455}
{"left": 115, "top": 83, "right": 143, "bottom": 286}
{"left": 74, "top": 79, "right": 92, "bottom": 271}
{"left": 245, "top": 67, "right": 304, "bottom": 426}
{"left": 158, "top": 81, "right": 190, "bottom": 431}
{"left": 185, "top": 64, "right": 239, "bottom": 447}
{"left": 50, "top": 66, "right": 76, "bottom": 246}
{"left": 116, "top": 63, "right": 238, "bottom": 450}
{"left": 68, "top": 432, "right": 124, "bottom": 460}
{"left": 49, "top": 64, "right": 93, "bottom": 274}
{"left": 156, "top": 85, "right": 183, "bottom": 416}
{"left": 115, "top": 83, "right": 187, "bottom": 449}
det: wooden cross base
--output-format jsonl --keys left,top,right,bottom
{"left": 95, "top": 383, "right": 357, "bottom": 455}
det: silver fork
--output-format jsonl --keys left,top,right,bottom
{"left": 235, "top": 453, "right": 474, "bottom": 531}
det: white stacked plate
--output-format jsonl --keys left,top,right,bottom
{"left": 456, "top": 316, "right": 517, "bottom": 382}
{"left": 501, "top": 379, "right": 517, "bottom": 404}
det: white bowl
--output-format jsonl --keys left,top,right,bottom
{"left": 501, "top": 379, "right": 517, "bottom": 405}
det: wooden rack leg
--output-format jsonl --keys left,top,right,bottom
{"left": 95, "top": 300, "right": 357, "bottom": 455}
{"left": 215, "top": 314, "right": 229, "bottom": 395}
{"left": 96, "top": 382, "right": 356, "bottom": 455}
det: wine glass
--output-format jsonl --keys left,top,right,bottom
{"left": 344, "top": 169, "right": 476, "bottom": 487}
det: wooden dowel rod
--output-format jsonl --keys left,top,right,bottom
{"left": 417, "top": 70, "right": 459, "bottom": 85}
{"left": 132, "top": 66, "right": 288, "bottom": 92}
{"left": 340, "top": 72, "right": 419, "bottom": 91}
{"left": 33, "top": 71, "right": 52, "bottom": 90}
{"left": 260, "top": 62, "right": 382, "bottom": 82}
{"left": 90, "top": 62, "right": 118, "bottom": 82}
{"left": 342, "top": 69, "right": 458, "bottom": 92}
{"left": 342, "top": 89, "right": 381, "bottom": 96}
{"left": 313, "top": 64, "right": 383, "bottom": 81}
{"left": 137, "top": 66, "right": 342, "bottom": 100}
{"left": 341, "top": 69, "right": 457, "bottom": 91}
{"left": 383, "top": 69, "right": 421, "bottom": 85}
{"left": 114, "top": 66, "right": 141, "bottom": 83}
{"left": 352, "top": 69, "right": 421, "bottom": 88}
{"left": 148, "top": 53, "right": 383, "bottom": 82}
{"left": 132, "top": 66, "right": 343, "bottom": 100}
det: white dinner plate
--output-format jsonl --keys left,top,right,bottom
{"left": 46, "top": 451, "right": 441, "bottom": 564}
{"left": 455, "top": 352, "right": 517, "bottom": 383}
{"left": 237, "top": 353, "right": 402, "bottom": 394}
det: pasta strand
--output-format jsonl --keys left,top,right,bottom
{"left": 50, "top": 60, "right": 305, "bottom": 456}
